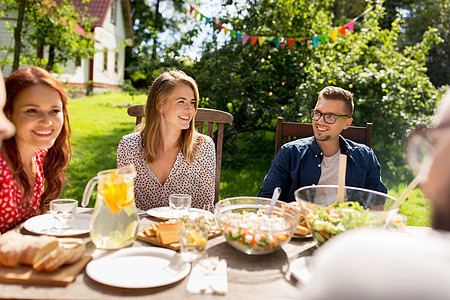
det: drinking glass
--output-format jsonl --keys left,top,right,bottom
{"left": 179, "top": 215, "right": 209, "bottom": 262}
{"left": 50, "top": 199, "right": 78, "bottom": 230}
{"left": 169, "top": 194, "right": 191, "bottom": 219}
{"left": 389, "top": 213, "right": 407, "bottom": 230}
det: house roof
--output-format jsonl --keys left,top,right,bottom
{"left": 71, "top": 0, "right": 133, "bottom": 44}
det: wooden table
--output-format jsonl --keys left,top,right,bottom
{"left": 0, "top": 212, "right": 317, "bottom": 299}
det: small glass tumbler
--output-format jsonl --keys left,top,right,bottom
{"left": 50, "top": 199, "right": 78, "bottom": 230}
{"left": 169, "top": 194, "right": 191, "bottom": 219}
{"left": 179, "top": 215, "right": 209, "bottom": 262}
{"left": 390, "top": 213, "right": 407, "bottom": 230}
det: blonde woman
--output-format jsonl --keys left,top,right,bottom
{"left": 117, "top": 70, "right": 215, "bottom": 211}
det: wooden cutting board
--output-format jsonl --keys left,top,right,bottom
{"left": 0, "top": 255, "right": 91, "bottom": 286}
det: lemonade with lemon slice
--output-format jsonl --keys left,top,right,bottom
{"left": 83, "top": 165, "right": 139, "bottom": 249}
{"left": 180, "top": 215, "right": 209, "bottom": 261}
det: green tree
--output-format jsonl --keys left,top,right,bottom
{"left": 0, "top": 0, "right": 96, "bottom": 72}
{"left": 191, "top": 0, "right": 443, "bottom": 183}
{"left": 377, "top": 0, "right": 449, "bottom": 87}
{"left": 126, "top": 0, "right": 188, "bottom": 89}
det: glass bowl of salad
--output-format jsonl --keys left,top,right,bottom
{"left": 295, "top": 185, "right": 398, "bottom": 246}
{"left": 215, "top": 197, "right": 301, "bottom": 255}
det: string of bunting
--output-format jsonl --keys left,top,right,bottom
{"left": 188, "top": 4, "right": 374, "bottom": 49}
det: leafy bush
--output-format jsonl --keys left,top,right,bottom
{"left": 190, "top": 0, "right": 443, "bottom": 183}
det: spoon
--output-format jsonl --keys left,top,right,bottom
{"left": 392, "top": 175, "right": 421, "bottom": 209}
{"left": 267, "top": 187, "right": 282, "bottom": 216}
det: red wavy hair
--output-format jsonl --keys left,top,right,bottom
{"left": 3, "top": 67, "right": 71, "bottom": 212}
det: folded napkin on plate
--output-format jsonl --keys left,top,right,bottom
{"left": 186, "top": 257, "right": 228, "bottom": 295}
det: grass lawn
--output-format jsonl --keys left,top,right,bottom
{"left": 62, "top": 92, "right": 431, "bottom": 227}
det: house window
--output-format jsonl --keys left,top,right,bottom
{"left": 111, "top": 0, "right": 117, "bottom": 24}
{"left": 115, "top": 52, "right": 119, "bottom": 73}
{"left": 75, "top": 56, "right": 81, "bottom": 67}
{"left": 104, "top": 50, "right": 108, "bottom": 71}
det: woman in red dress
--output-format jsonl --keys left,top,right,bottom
{"left": 0, "top": 72, "right": 15, "bottom": 147}
{"left": 0, "top": 67, "right": 71, "bottom": 233}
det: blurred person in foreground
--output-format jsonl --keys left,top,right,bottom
{"left": 300, "top": 90, "right": 450, "bottom": 300}
{"left": 0, "top": 72, "right": 15, "bottom": 146}
{"left": 0, "top": 67, "right": 71, "bottom": 233}
{"left": 117, "top": 70, "right": 215, "bottom": 211}
{"left": 259, "top": 86, "right": 386, "bottom": 202}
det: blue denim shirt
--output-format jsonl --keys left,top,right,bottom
{"left": 258, "top": 136, "right": 387, "bottom": 202}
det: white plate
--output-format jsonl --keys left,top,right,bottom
{"left": 23, "top": 212, "right": 91, "bottom": 236}
{"left": 86, "top": 247, "right": 191, "bottom": 288}
{"left": 146, "top": 207, "right": 214, "bottom": 220}
{"left": 292, "top": 234, "right": 313, "bottom": 239}
{"left": 289, "top": 256, "right": 314, "bottom": 284}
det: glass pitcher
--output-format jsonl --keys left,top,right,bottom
{"left": 82, "top": 165, "right": 139, "bottom": 249}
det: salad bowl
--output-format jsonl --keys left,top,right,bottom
{"left": 215, "top": 197, "right": 301, "bottom": 255}
{"left": 295, "top": 185, "right": 398, "bottom": 246}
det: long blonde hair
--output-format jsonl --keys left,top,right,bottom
{"left": 140, "top": 70, "right": 202, "bottom": 164}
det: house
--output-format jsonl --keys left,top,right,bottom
{"left": 0, "top": 0, "right": 133, "bottom": 95}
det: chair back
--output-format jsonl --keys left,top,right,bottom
{"left": 127, "top": 105, "right": 234, "bottom": 203}
{"left": 275, "top": 117, "right": 373, "bottom": 156}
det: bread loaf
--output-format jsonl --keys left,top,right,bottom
{"left": 0, "top": 231, "right": 23, "bottom": 247}
{"left": 58, "top": 238, "right": 85, "bottom": 265}
{"left": 0, "top": 232, "right": 84, "bottom": 272}
{"left": 295, "top": 225, "right": 310, "bottom": 236}
{"left": 33, "top": 238, "right": 85, "bottom": 272}
{"left": 0, "top": 236, "right": 34, "bottom": 267}
{"left": 20, "top": 235, "right": 58, "bottom": 265}
{"left": 33, "top": 247, "right": 64, "bottom": 272}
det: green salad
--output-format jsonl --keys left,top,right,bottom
{"left": 307, "top": 201, "right": 382, "bottom": 245}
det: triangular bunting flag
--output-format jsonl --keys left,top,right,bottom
{"left": 319, "top": 35, "right": 327, "bottom": 45}
{"left": 286, "top": 38, "right": 295, "bottom": 49}
{"left": 188, "top": 4, "right": 369, "bottom": 51}
{"left": 331, "top": 29, "right": 339, "bottom": 42}
{"left": 215, "top": 21, "right": 223, "bottom": 32}
{"left": 258, "top": 36, "right": 267, "bottom": 46}
{"left": 273, "top": 38, "right": 279, "bottom": 48}
{"left": 242, "top": 35, "right": 250, "bottom": 45}
{"left": 312, "top": 36, "right": 319, "bottom": 47}
{"left": 347, "top": 21, "right": 354, "bottom": 32}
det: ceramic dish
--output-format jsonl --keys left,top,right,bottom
{"left": 146, "top": 207, "right": 214, "bottom": 220}
{"left": 86, "top": 247, "right": 190, "bottom": 288}
{"left": 23, "top": 213, "right": 91, "bottom": 237}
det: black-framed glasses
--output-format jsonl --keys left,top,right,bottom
{"left": 310, "top": 109, "right": 349, "bottom": 124}
{"left": 406, "top": 120, "right": 450, "bottom": 175}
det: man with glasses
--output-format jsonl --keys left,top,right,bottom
{"left": 259, "top": 86, "right": 387, "bottom": 202}
{"left": 299, "top": 90, "right": 450, "bottom": 300}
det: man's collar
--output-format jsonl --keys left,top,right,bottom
{"left": 338, "top": 135, "right": 357, "bottom": 154}
{"left": 311, "top": 136, "right": 356, "bottom": 155}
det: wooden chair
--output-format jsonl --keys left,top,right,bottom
{"left": 127, "top": 105, "right": 234, "bottom": 203}
{"left": 275, "top": 117, "right": 373, "bottom": 156}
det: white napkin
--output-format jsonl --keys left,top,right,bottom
{"left": 186, "top": 257, "right": 228, "bottom": 295}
